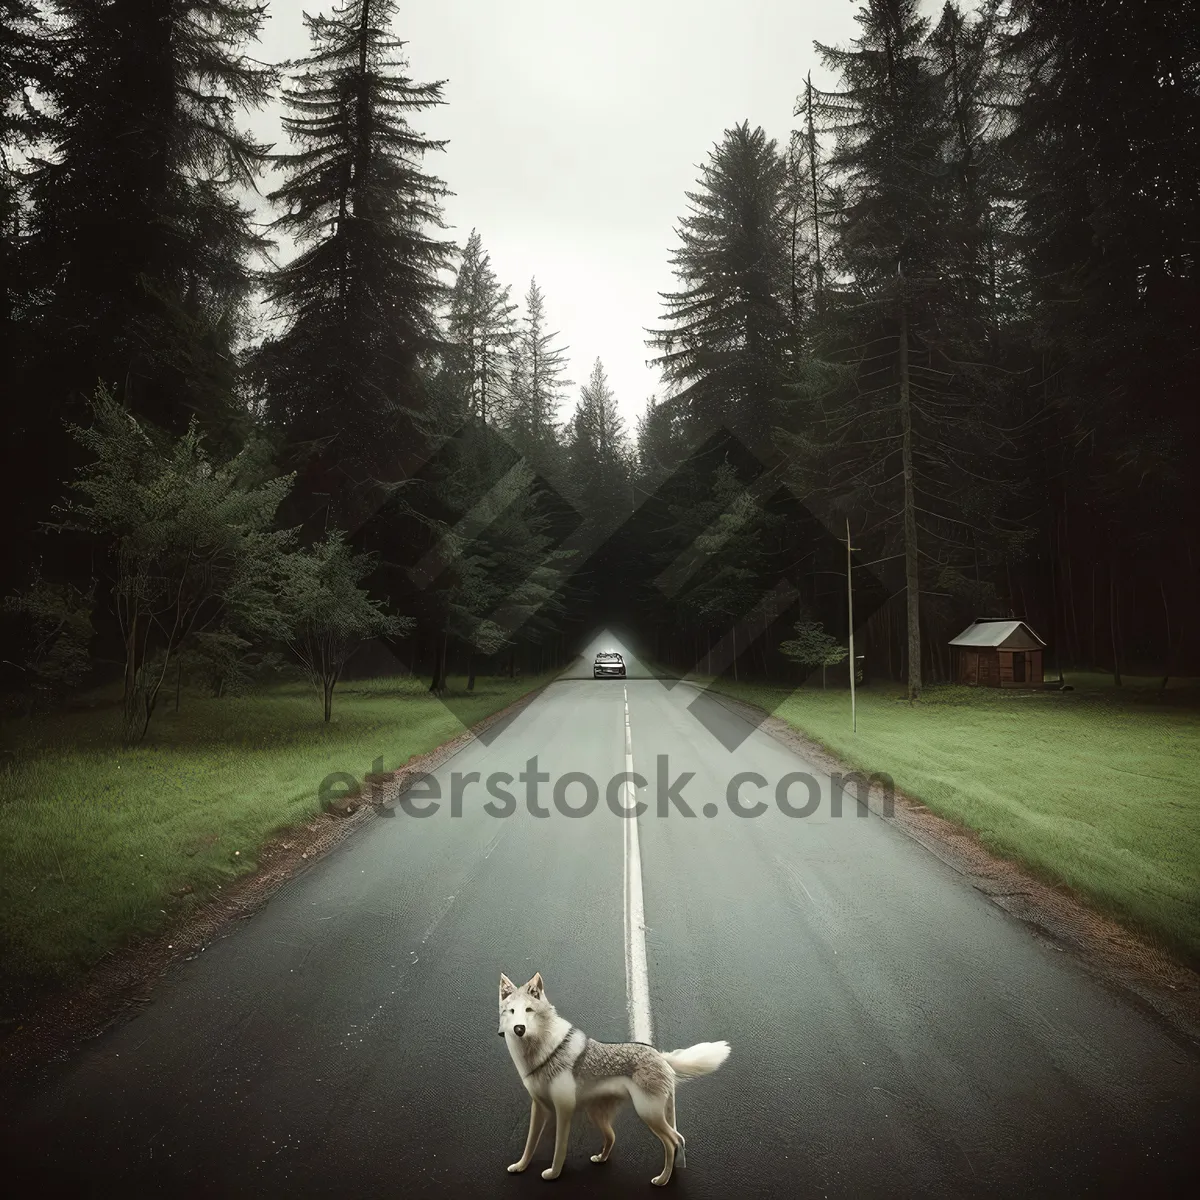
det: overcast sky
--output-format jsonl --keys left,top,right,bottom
{"left": 249, "top": 0, "right": 942, "bottom": 434}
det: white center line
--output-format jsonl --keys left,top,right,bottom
{"left": 623, "top": 682, "right": 653, "bottom": 1045}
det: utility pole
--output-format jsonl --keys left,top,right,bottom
{"left": 847, "top": 517, "right": 857, "bottom": 734}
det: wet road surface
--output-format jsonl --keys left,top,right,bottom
{"left": 4, "top": 636, "right": 1198, "bottom": 1197}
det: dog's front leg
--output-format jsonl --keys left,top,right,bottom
{"left": 541, "top": 1094, "right": 575, "bottom": 1181}
{"left": 508, "top": 1097, "right": 551, "bottom": 1173}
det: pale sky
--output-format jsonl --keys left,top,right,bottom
{"left": 248, "top": 0, "right": 943, "bottom": 434}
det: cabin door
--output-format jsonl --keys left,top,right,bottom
{"left": 1012, "top": 651, "right": 1026, "bottom": 683}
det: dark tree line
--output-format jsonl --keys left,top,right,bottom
{"left": 0, "top": 0, "right": 631, "bottom": 716}
{"left": 626, "top": 0, "right": 1199, "bottom": 695}
{"left": 2, "top": 0, "right": 1196, "bottom": 717}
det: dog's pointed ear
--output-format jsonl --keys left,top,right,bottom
{"left": 526, "top": 972, "right": 544, "bottom": 999}
{"left": 499, "top": 973, "right": 515, "bottom": 1001}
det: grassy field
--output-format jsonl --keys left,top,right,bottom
{"left": 0, "top": 673, "right": 550, "bottom": 989}
{"left": 704, "top": 672, "right": 1200, "bottom": 964}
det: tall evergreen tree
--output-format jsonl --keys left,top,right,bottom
{"left": 503, "top": 278, "right": 571, "bottom": 482}
{"left": 1, "top": 0, "right": 49, "bottom": 325}
{"left": 794, "top": 73, "right": 834, "bottom": 317}
{"left": 7, "top": 0, "right": 274, "bottom": 601}
{"left": 23, "top": 0, "right": 274, "bottom": 438}
{"left": 444, "top": 229, "right": 518, "bottom": 428}
{"left": 635, "top": 394, "right": 688, "bottom": 493}
{"left": 1, "top": 0, "right": 51, "bottom": 567}
{"left": 566, "top": 359, "right": 631, "bottom": 532}
{"left": 258, "top": 0, "right": 455, "bottom": 532}
{"left": 647, "top": 122, "right": 792, "bottom": 450}
{"left": 783, "top": 73, "right": 837, "bottom": 331}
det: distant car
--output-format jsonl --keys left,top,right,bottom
{"left": 593, "top": 652, "right": 626, "bottom": 679}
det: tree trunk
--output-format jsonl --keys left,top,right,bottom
{"left": 1109, "top": 557, "right": 1121, "bottom": 686}
{"left": 467, "top": 650, "right": 476, "bottom": 692}
{"left": 1159, "top": 580, "right": 1171, "bottom": 692}
{"left": 175, "top": 658, "right": 183, "bottom": 712}
{"left": 1048, "top": 516, "right": 1062, "bottom": 681}
{"left": 805, "top": 74, "right": 824, "bottom": 309}
{"left": 429, "top": 630, "right": 449, "bottom": 693}
{"left": 1090, "top": 562, "right": 1097, "bottom": 669}
{"left": 898, "top": 295, "right": 920, "bottom": 702}
{"left": 323, "top": 676, "right": 334, "bottom": 723}
{"left": 124, "top": 608, "right": 139, "bottom": 703}
{"left": 1062, "top": 503, "right": 1080, "bottom": 665}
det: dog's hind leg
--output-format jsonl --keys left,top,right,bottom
{"left": 666, "top": 1088, "right": 685, "bottom": 1168}
{"left": 586, "top": 1097, "right": 620, "bottom": 1163}
{"left": 631, "top": 1088, "right": 682, "bottom": 1187}
{"left": 507, "top": 1097, "right": 551, "bottom": 1174}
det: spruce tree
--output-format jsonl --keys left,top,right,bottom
{"left": 444, "top": 229, "right": 518, "bottom": 428}
{"left": 635, "top": 394, "right": 688, "bottom": 493}
{"left": 0, "top": 0, "right": 52, "bottom": 591}
{"left": 503, "top": 278, "right": 571, "bottom": 483}
{"left": 647, "top": 122, "right": 792, "bottom": 450}
{"left": 566, "top": 359, "right": 631, "bottom": 533}
{"left": 24, "top": 0, "right": 274, "bottom": 438}
{"left": 259, "top": 0, "right": 455, "bottom": 530}
{"left": 1, "top": 0, "right": 48, "bottom": 325}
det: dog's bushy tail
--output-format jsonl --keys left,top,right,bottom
{"left": 662, "top": 1040, "right": 731, "bottom": 1080}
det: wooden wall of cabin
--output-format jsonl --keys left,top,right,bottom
{"left": 955, "top": 646, "right": 1044, "bottom": 687}
{"left": 998, "top": 648, "right": 1044, "bottom": 686}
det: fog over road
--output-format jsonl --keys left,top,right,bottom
{"left": 4, "top": 635, "right": 1197, "bottom": 1197}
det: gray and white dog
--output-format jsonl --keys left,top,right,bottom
{"left": 497, "top": 971, "right": 730, "bottom": 1186}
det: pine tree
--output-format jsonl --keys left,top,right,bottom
{"left": 1, "top": 0, "right": 49, "bottom": 321}
{"left": 635, "top": 394, "right": 688, "bottom": 493}
{"left": 566, "top": 359, "right": 631, "bottom": 532}
{"left": 1, "top": 0, "right": 52, "bottom": 588}
{"left": 23, "top": 0, "right": 274, "bottom": 438}
{"left": 444, "top": 229, "right": 518, "bottom": 428}
{"left": 647, "top": 122, "right": 792, "bottom": 450}
{"left": 259, "top": 0, "right": 455, "bottom": 530}
{"left": 783, "top": 74, "right": 835, "bottom": 330}
{"left": 503, "top": 278, "right": 571, "bottom": 482}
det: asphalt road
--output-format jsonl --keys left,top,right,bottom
{"left": 4, "top": 635, "right": 1198, "bottom": 1197}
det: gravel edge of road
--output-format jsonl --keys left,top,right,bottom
{"left": 681, "top": 679, "right": 1200, "bottom": 1048}
{"left": 0, "top": 678, "right": 555, "bottom": 1088}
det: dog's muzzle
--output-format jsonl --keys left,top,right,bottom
{"left": 513, "top": 1024, "right": 526, "bottom": 1037}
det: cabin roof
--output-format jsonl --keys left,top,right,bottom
{"left": 948, "top": 619, "right": 1046, "bottom": 649}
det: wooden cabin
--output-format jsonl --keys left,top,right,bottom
{"left": 949, "top": 619, "right": 1046, "bottom": 688}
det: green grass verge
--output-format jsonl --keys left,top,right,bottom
{"left": 703, "top": 672, "right": 1200, "bottom": 964}
{"left": 0, "top": 673, "right": 550, "bottom": 988}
